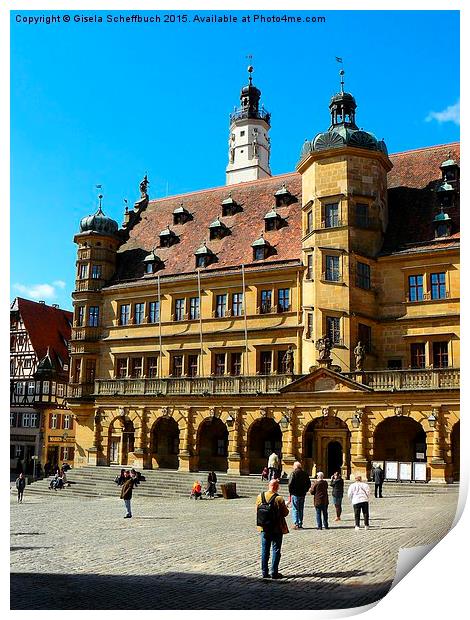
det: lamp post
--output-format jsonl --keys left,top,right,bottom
{"left": 351, "top": 414, "right": 361, "bottom": 429}
{"left": 427, "top": 412, "right": 437, "bottom": 428}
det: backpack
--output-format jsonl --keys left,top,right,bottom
{"left": 256, "top": 492, "right": 278, "bottom": 530}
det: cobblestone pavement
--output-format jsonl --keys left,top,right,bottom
{"left": 10, "top": 486, "right": 458, "bottom": 610}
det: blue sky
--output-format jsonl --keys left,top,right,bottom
{"left": 10, "top": 10, "right": 459, "bottom": 311}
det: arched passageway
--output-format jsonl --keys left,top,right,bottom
{"left": 248, "top": 418, "right": 282, "bottom": 474}
{"left": 151, "top": 417, "right": 180, "bottom": 469}
{"left": 197, "top": 418, "right": 228, "bottom": 472}
{"left": 303, "top": 417, "right": 350, "bottom": 478}
{"left": 451, "top": 421, "right": 460, "bottom": 482}
{"left": 108, "top": 417, "right": 135, "bottom": 466}
{"left": 374, "top": 417, "right": 426, "bottom": 463}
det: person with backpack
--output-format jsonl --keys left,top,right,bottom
{"left": 256, "top": 479, "right": 289, "bottom": 579}
{"left": 287, "top": 461, "right": 311, "bottom": 529}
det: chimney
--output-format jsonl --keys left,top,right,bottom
{"left": 52, "top": 304, "right": 59, "bottom": 308}
{"left": 38, "top": 301, "right": 45, "bottom": 304}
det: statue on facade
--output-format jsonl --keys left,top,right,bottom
{"left": 252, "top": 136, "right": 259, "bottom": 157}
{"left": 316, "top": 334, "right": 332, "bottom": 362}
{"left": 354, "top": 341, "right": 366, "bottom": 371}
{"left": 139, "top": 174, "right": 149, "bottom": 199}
{"left": 283, "top": 345, "right": 295, "bottom": 374}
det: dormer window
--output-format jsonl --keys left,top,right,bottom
{"left": 264, "top": 207, "right": 285, "bottom": 232}
{"left": 143, "top": 251, "right": 163, "bottom": 274}
{"left": 173, "top": 204, "right": 192, "bottom": 225}
{"left": 159, "top": 226, "right": 178, "bottom": 248}
{"left": 436, "top": 181, "right": 455, "bottom": 209}
{"left": 195, "top": 242, "right": 216, "bottom": 268}
{"left": 209, "top": 218, "right": 230, "bottom": 240}
{"left": 274, "top": 183, "right": 297, "bottom": 208}
{"left": 433, "top": 208, "right": 452, "bottom": 239}
{"left": 252, "top": 235, "right": 272, "bottom": 261}
{"left": 440, "top": 157, "right": 459, "bottom": 184}
{"left": 221, "top": 193, "right": 242, "bottom": 217}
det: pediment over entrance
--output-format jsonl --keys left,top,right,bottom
{"left": 280, "top": 367, "right": 372, "bottom": 393}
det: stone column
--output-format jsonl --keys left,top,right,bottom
{"left": 178, "top": 408, "right": 192, "bottom": 472}
{"left": 281, "top": 407, "right": 296, "bottom": 474}
{"left": 133, "top": 408, "right": 147, "bottom": 469}
{"left": 428, "top": 407, "right": 446, "bottom": 483}
{"left": 88, "top": 409, "right": 101, "bottom": 466}
{"left": 227, "top": 407, "right": 241, "bottom": 475}
{"left": 350, "top": 409, "right": 368, "bottom": 480}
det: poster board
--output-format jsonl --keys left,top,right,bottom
{"left": 413, "top": 462, "right": 427, "bottom": 482}
{"left": 399, "top": 462, "right": 413, "bottom": 481}
{"left": 385, "top": 461, "right": 398, "bottom": 480}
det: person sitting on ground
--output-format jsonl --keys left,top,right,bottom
{"left": 261, "top": 466, "right": 269, "bottom": 481}
{"left": 191, "top": 480, "right": 202, "bottom": 499}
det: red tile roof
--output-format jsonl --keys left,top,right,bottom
{"left": 115, "top": 142, "right": 459, "bottom": 280}
{"left": 12, "top": 298, "right": 72, "bottom": 365}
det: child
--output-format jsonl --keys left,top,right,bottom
{"left": 261, "top": 466, "right": 269, "bottom": 481}
{"left": 191, "top": 480, "right": 202, "bottom": 499}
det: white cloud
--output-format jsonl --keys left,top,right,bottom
{"left": 426, "top": 100, "right": 460, "bottom": 125}
{"left": 13, "top": 281, "right": 64, "bottom": 300}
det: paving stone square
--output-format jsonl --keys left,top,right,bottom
{"left": 10, "top": 485, "right": 458, "bottom": 610}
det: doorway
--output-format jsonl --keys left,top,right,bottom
{"left": 327, "top": 441, "right": 343, "bottom": 477}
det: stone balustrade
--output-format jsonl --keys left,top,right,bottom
{"left": 345, "top": 368, "right": 460, "bottom": 391}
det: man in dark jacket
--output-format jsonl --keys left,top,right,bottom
{"left": 15, "top": 472, "right": 26, "bottom": 503}
{"left": 256, "top": 479, "right": 289, "bottom": 579}
{"left": 374, "top": 465, "right": 385, "bottom": 498}
{"left": 310, "top": 472, "right": 329, "bottom": 529}
{"left": 287, "top": 461, "right": 311, "bottom": 529}
{"left": 120, "top": 470, "right": 136, "bottom": 518}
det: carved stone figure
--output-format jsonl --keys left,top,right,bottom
{"left": 283, "top": 345, "right": 295, "bottom": 374}
{"left": 316, "top": 334, "right": 332, "bottom": 362}
{"left": 139, "top": 174, "right": 149, "bottom": 199}
{"left": 354, "top": 341, "right": 366, "bottom": 371}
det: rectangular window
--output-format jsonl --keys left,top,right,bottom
{"left": 73, "top": 360, "right": 81, "bottom": 383}
{"left": 91, "top": 265, "right": 102, "bottom": 279}
{"left": 63, "top": 415, "right": 71, "bottom": 430}
{"left": 431, "top": 272, "right": 446, "bottom": 300}
{"left": 147, "top": 356, "right": 159, "bottom": 378}
{"left": 277, "top": 288, "right": 290, "bottom": 312}
{"left": 408, "top": 275, "right": 424, "bottom": 302}
{"left": 277, "top": 350, "right": 287, "bottom": 373}
{"left": 326, "top": 316, "right": 341, "bottom": 345}
{"left": 217, "top": 439, "right": 226, "bottom": 456}
{"left": 116, "top": 358, "right": 128, "bottom": 378}
{"left": 355, "top": 203, "right": 369, "bottom": 228}
{"left": 188, "top": 354, "right": 199, "bottom": 377}
{"left": 79, "top": 264, "right": 88, "bottom": 279}
{"left": 63, "top": 446, "right": 74, "bottom": 461}
{"left": 15, "top": 445, "right": 24, "bottom": 459}
{"left": 77, "top": 306, "right": 85, "bottom": 327}
{"left": 24, "top": 358, "right": 32, "bottom": 369}
{"left": 306, "top": 312, "right": 314, "bottom": 339}
{"left": 85, "top": 359, "right": 96, "bottom": 383}
{"left": 358, "top": 323, "right": 372, "bottom": 353}
{"left": 172, "top": 355, "right": 183, "bottom": 377}
{"left": 57, "top": 383, "right": 65, "bottom": 397}
{"left": 27, "top": 381, "right": 35, "bottom": 395}
{"left": 175, "top": 299, "right": 185, "bottom": 321}
{"left": 260, "top": 351, "right": 272, "bottom": 375}
{"left": 387, "top": 359, "right": 403, "bottom": 370}
{"left": 214, "top": 353, "right": 226, "bottom": 376}
{"left": 119, "top": 304, "right": 130, "bottom": 325}
{"left": 15, "top": 382, "right": 25, "bottom": 396}
{"left": 260, "top": 290, "right": 272, "bottom": 314}
{"left": 306, "top": 254, "right": 313, "bottom": 280}
{"left": 324, "top": 203, "right": 339, "bottom": 228}
{"left": 230, "top": 352, "right": 242, "bottom": 376}
{"left": 433, "top": 342, "right": 449, "bottom": 368}
{"left": 43, "top": 380, "right": 50, "bottom": 394}
{"left": 356, "top": 262, "right": 371, "bottom": 290}
{"left": 149, "top": 301, "right": 160, "bottom": 323}
{"left": 88, "top": 306, "right": 99, "bottom": 327}
{"left": 22, "top": 413, "right": 31, "bottom": 427}
{"left": 232, "top": 293, "right": 243, "bottom": 317}
{"left": 325, "top": 255, "right": 340, "bottom": 282}
{"left": 10, "top": 412, "right": 16, "bottom": 427}
{"left": 189, "top": 297, "right": 200, "bottom": 320}
{"left": 130, "top": 357, "right": 143, "bottom": 378}
{"left": 306, "top": 210, "right": 313, "bottom": 234}
{"left": 215, "top": 294, "right": 227, "bottom": 318}
{"left": 134, "top": 303, "right": 145, "bottom": 325}
{"left": 410, "top": 343, "right": 426, "bottom": 368}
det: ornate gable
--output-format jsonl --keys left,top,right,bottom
{"left": 280, "top": 367, "right": 372, "bottom": 393}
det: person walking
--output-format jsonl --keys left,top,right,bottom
{"left": 330, "top": 471, "right": 344, "bottom": 521}
{"left": 256, "top": 479, "right": 289, "bottom": 579}
{"left": 348, "top": 474, "right": 371, "bottom": 530}
{"left": 310, "top": 471, "right": 329, "bottom": 530}
{"left": 15, "top": 472, "right": 26, "bottom": 503}
{"left": 120, "top": 470, "right": 136, "bottom": 518}
{"left": 287, "top": 461, "right": 311, "bottom": 529}
{"left": 373, "top": 464, "right": 385, "bottom": 498}
{"left": 267, "top": 451, "right": 279, "bottom": 481}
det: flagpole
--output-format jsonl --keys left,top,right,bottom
{"left": 157, "top": 274, "right": 163, "bottom": 379}
{"left": 242, "top": 264, "right": 249, "bottom": 375}
{"left": 197, "top": 269, "right": 204, "bottom": 377}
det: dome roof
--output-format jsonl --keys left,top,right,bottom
{"left": 79, "top": 207, "right": 118, "bottom": 235}
{"left": 312, "top": 126, "right": 388, "bottom": 155}
{"left": 330, "top": 91, "right": 356, "bottom": 106}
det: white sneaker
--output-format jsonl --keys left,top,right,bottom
{"left": 364, "top": 526, "right": 370, "bottom": 530}
{"left": 355, "top": 526, "right": 360, "bottom": 531}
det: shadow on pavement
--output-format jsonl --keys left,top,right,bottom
{"left": 11, "top": 571, "right": 392, "bottom": 610}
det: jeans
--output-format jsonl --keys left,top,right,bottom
{"left": 374, "top": 483, "right": 383, "bottom": 498}
{"left": 17, "top": 490, "right": 24, "bottom": 502}
{"left": 353, "top": 502, "right": 370, "bottom": 527}
{"left": 315, "top": 504, "right": 329, "bottom": 529}
{"left": 268, "top": 467, "right": 278, "bottom": 480}
{"left": 261, "top": 531, "right": 283, "bottom": 577}
{"left": 291, "top": 495, "right": 305, "bottom": 527}
{"left": 124, "top": 498, "right": 132, "bottom": 516}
